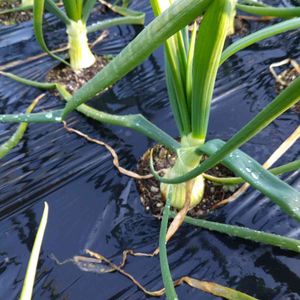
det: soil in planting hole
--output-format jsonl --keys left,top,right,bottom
{"left": 0, "top": 0, "right": 32, "bottom": 25}
{"left": 47, "top": 55, "right": 109, "bottom": 94}
{"left": 275, "top": 67, "right": 300, "bottom": 113}
{"left": 136, "top": 144, "right": 239, "bottom": 219}
{"left": 190, "top": 16, "right": 249, "bottom": 36}
{"left": 233, "top": 17, "right": 250, "bottom": 36}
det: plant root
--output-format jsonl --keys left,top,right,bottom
{"left": 63, "top": 123, "right": 196, "bottom": 254}
{"left": 85, "top": 249, "right": 258, "bottom": 299}
{"left": 63, "top": 122, "right": 168, "bottom": 179}
{"left": 237, "top": 15, "right": 274, "bottom": 21}
{"left": 86, "top": 249, "right": 165, "bottom": 297}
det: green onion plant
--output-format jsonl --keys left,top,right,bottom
{"left": 34, "top": 0, "right": 145, "bottom": 70}
{"left": 1, "top": 0, "right": 300, "bottom": 219}
{"left": 1, "top": 0, "right": 300, "bottom": 297}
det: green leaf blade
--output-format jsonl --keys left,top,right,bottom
{"left": 159, "top": 187, "right": 178, "bottom": 300}
{"left": 221, "top": 18, "right": 300, "bottom": 65}
{"left": 20, "top": 202, "right": 49, "bottom": 300}
{"left": 62, "top": 0, "right": 212, "bottom": 117}
{"left": 201, "top": 139, "right": 300, "bottom": 223}
{"left": 34, "top": 0, "right": 70, "bottom": 66}
{"left": 192, "top": 0, "right": 236, "bottom": 141}
{"left": 171, "top": 212, "right": 300, "bottom": 254}
{"left": 237, "top": 3, "right": 300, "bottom": 18}
{"left": 151, "top": 76, "right": 300, "bottom": 184}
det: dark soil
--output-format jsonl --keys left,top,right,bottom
{"left": 190, "top": 16, "right": 249, "bottom": 36}
{"left": 136, "top": 144, "right": 238, "bottom": 219}
{"left": 275, "top": 67, "right": 300, "bottom": 113}
{"left": 233, "top": 17, "right": 250, "bottom": 36}
{"left": 47, "top": 55, "right": 109, "bottom": 94}
{"left": 0, "top": 0, "right": 32, "bottom": 25}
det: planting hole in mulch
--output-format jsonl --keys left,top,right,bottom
{"left": 47, "top": 55, "right": 109, "bottom": 94}
{"left": 232, "top": 17, "right": 250, "bottom": 36}
{"left": 190, "top": 16, "right": 250, "bottom": 37}
{"left": 270, "top": 59, "right": 300, "bottom": 113}
{"left": 0, "top": 1, "right": 32, "bottom": 25}
{"left": 136, "top": 144, "right": 239, "bottom": 219}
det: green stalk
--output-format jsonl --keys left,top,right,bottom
{"left": 160, "top": 135, "right": 205, "bottom": 209}
{"left": 87, "top": 15, "right": 145, "bottom": 33}
{"left": 45, "top": 0, "right": 70, "bottom": 25}
{"left": 63, "top": 0, "right": 81, "bottom": 21}
{"left": 159, "top": 188, "right": 178, "bottom": 300}
{"left": 66, "top": 20, "right": 96, "bottom": 70}
{"left": 0, "top": 97, "right": 41, "bottom": 159}
{"left": 237, "top": 0, "right": 267, "bottom": 7}
{"left": 192, "top": 0, "right": 236, "bottom": 142}
{"left": 186, "top": 23, "right": 197, "bottom": 111}
{"left": 20, "top": 203, "right": 48, "bottom": 300}
{"left": 82, "top": 0, "right": 97, "bottom": 22}
{"left": 0, "top": 71, "right": 180, "bottom": 152}
{"left": 34, "top": 0, "right": 70, "bottom": 67}
{"left": 74, "top": 104, "right": 180, "bottom": 152}
{"left": 204, "top": 159, "right": 300, "bottom": 185}
{"left": 237, "top": 3, "right": 300, "bottom": 17}
{"left": 165, "top": 51, "right": 185, "bottom": 135}
{"left": 221, "top": 18, "right": 300, "bottom": 65}
{"left": 151, "top": 0, "right": 191, "bottom": 135}
{"left": 170, "top": 212, "right": 300, "bottom": 254}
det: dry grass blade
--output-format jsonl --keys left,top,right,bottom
{"left": 63, "top": 122, "right": 154, "bottom": 179}
{"left": 175, "top": 277, "right": 258, "bottom": 300}
{"left": 118, "top": 249, "right": 156, "bottom": 269}
{"left": 269, "top": 58, "right": 300, "bottom": 86}
{"left": 89, "top": 30, "right": 109, "bottom": 49}
{"left": 154, "top": 180, "right": 193, "bottom": 255}
{"left": 82, "top": 249, "right": 257, "bottom": 299}
{"left": 214, "top": 125, "right": 300, "bottom": 208}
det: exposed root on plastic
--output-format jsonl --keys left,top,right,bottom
{"left": 63, "top": 121, "right": 168, "bottom": 179}
{"left": 86, "top": 249, "right": 165, "bottom": 297}
{"left": 84, "top": 249, "right": 257, "bottom": 299}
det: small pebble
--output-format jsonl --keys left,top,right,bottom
{"left": 150, "top": 186, "right": 159, "bottom": 193}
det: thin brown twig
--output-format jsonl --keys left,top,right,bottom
{"left": 85, "top": 249, "right": 258, "bottom": 299}
{"left": 237, "top": 15, "right": 274, "bottom": 21}
{"left": 86, "top": 249, "right": 165, "bottom": 297}
{"left": 63, "top": 121, "right": 166, "bottom": 179}
{"left": 90, "top": 30, "right": 109, "bottom": 49}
